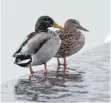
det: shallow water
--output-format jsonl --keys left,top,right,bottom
{"left": 1, "top": 43, "right": 110, "bottom": 102}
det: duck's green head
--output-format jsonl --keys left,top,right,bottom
{"left": 35, "top": 16, "right": 64, "bottom": 31}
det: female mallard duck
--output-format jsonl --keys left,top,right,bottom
{"left": 55, "top": 19, "right": 89, "bottom": 71}
{"left": 13, "top": 16, "right": 64, "bottom": 74}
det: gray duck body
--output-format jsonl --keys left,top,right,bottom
{"left": 13, "top": 30, "right": 61, "bottom": 67}
{"left": 30, "top": 30, "right": 61, "bottom": 66}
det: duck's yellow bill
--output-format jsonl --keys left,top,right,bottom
{"left": 53, "top": 22, "right": 64, "bottom": 29}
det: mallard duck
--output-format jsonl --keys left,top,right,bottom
{"left": 13, "top": 16, "right": 64, "bottom": 74}
{"left": 55, "top": 19, "right": 89, "bottom": 71}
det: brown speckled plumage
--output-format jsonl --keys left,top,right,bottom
{"left": 55, "top": 19, "right": 89, "bottom": 71}
{"left": 55, "top": 29, "right": 84, "bottom": 57}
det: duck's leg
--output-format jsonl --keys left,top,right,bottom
{"left": 29, "top": 67, "right": 34, "bottom": 74}
{"left": 57, "top": 57, "right": 67, "bottom": 72}
{"left": 63, "top": 56, "right": 67, "bottom": 72}
{"left": 57, "top": 58, "right": 65, "bottom": 66}
{"left": 44, "top": 63, "right": 48, "bottom": 73}
{"left": 57, "top": 57, "right": 61, "bottom": 71}
{"left": 57, "top": 57, "right": 61, "bottom": 67}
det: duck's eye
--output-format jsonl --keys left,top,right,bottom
{"left": 45, "top": 21, "right": 51, "bottom": 26}
{"left": 72, "top": 21, "right": 76, "bottom": 24}
{"left": 45, "top": 21, "right": 50, "bottom": 24}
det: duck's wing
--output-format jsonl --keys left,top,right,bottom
{"left": 13, "top": 32, "right": 36, "bottom": 57}
{"left": 13, "top": 32, "right": 50, "bottom": 57}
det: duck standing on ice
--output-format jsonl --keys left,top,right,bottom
{"left": 55, "top": 19, "right": 89, "bottom": 72}
{"left": 13, "top": 16, "right": 64, "bottom": 74}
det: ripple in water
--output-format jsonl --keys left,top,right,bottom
{"left": 1, "top": 43, "right": 110, "bottom": 102}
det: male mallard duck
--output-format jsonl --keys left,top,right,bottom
{"left": 13, "top": 16, "right": 64, "bottom": 74}
{"left": 55, "top": 19, "right": 89, "bottom": 71}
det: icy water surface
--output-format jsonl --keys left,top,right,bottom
{"left": 1, "top": 43, "right": 110, "bottom": 102}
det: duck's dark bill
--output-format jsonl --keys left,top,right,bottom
{"left": 79, "top": 25, "right": 89, "bottom": 32}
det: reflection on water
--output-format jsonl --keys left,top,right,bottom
{"left": 1, "top": 43, "right": 110, "bottom": 102}
{"left": 14, "top": 70, "right": 83, "bottom": 102}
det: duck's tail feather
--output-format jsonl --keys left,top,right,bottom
{"left": 14, "top": 55, "right": 32, "bottom": 67}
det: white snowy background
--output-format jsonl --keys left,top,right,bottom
{"left": 1, "top": 0, "right": 110, "bottom": 84}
